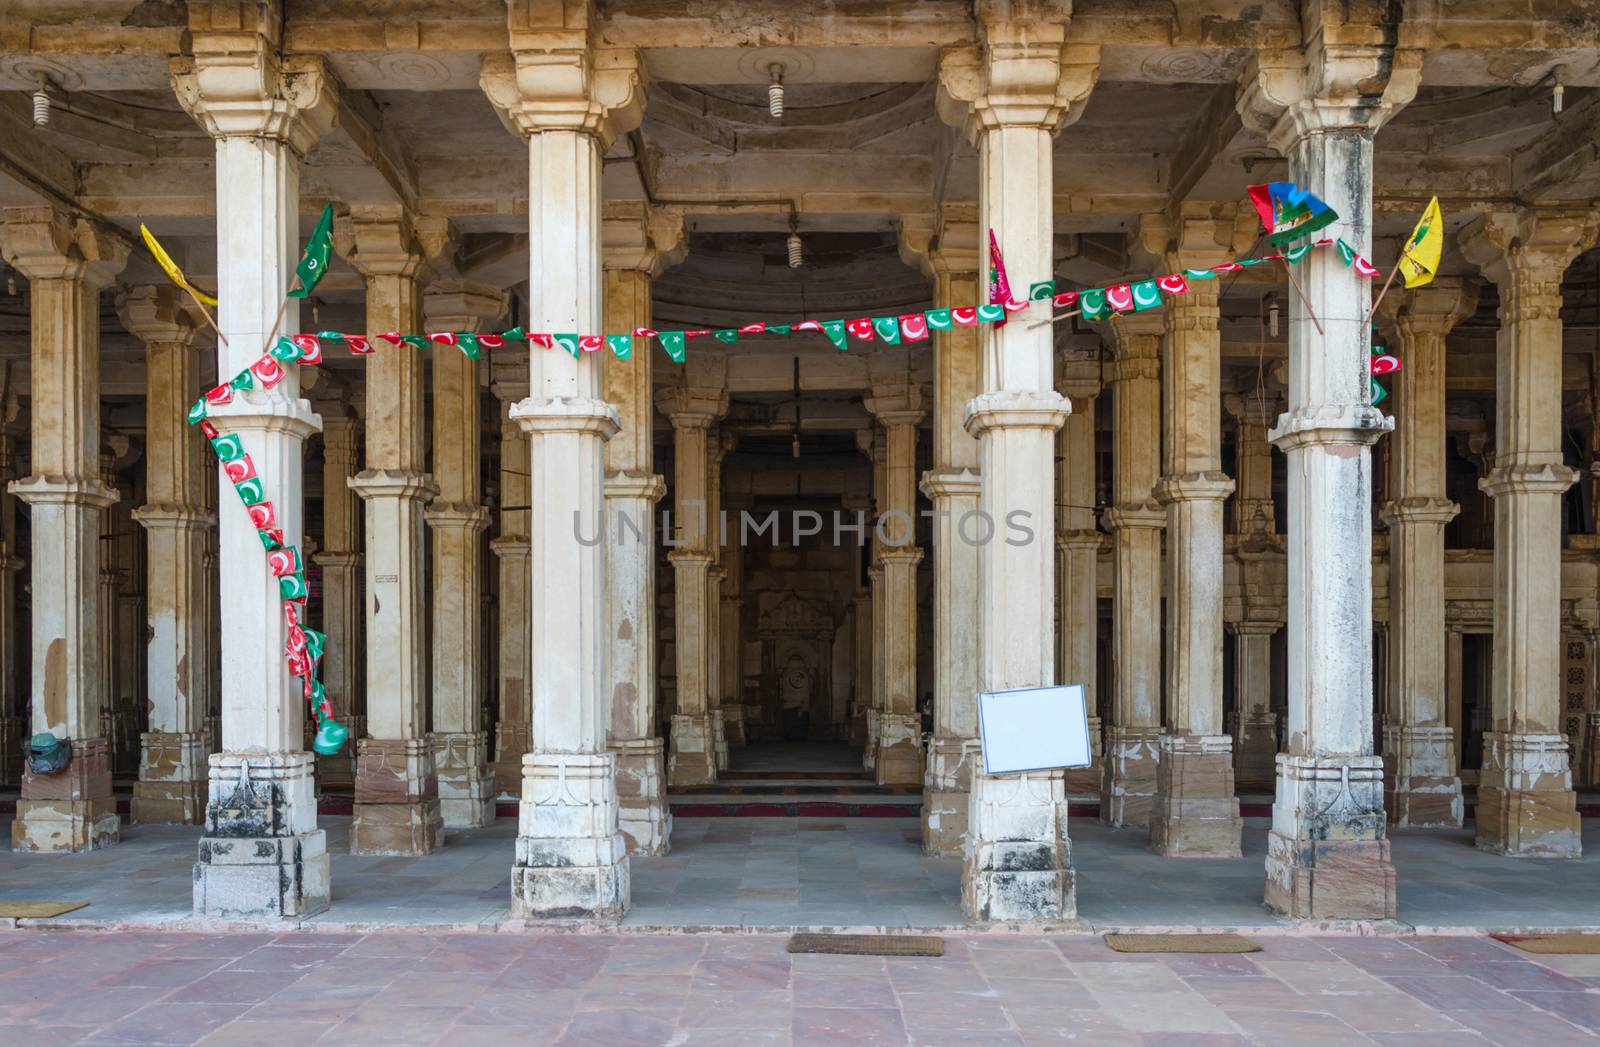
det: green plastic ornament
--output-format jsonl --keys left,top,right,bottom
{"left": 312, "top": 717, "right": 348, "bottom": 755}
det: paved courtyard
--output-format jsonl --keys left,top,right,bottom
{"left": 0, "top": 928, "right": 1598, "bottom": 1045}
{"left": 4, "top": 816, "right": 1600, "bottom": 932}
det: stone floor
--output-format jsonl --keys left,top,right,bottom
{"left": 4, "top": 816, "right": 1600, "bottom": 932}
{"left": 0, "top": 927, "right": 1598, "bottom": 1045}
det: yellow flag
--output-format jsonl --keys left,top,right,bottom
{"left": 1397, "top": 197, "right": 1442, "bottom": 290}
{"left": 139, "top": 223, "right": 218, "bottom": 306}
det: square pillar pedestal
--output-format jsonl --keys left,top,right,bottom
{"left": 668, "top": 713, "right": 718, "bottom": 786}
{"left": 432, "top": 731, "right": 495, "bottom": 829}
{"left": 131, "top": 731, "right": 208, "bottom": 825}
{"left": 1476, "top": 732, "right": 1581, "bottom": 857}
{"left": 962, "top": 741, "right": 1076, "bottom": 922}
{"left": 512, "top": 751, "right": 628, "bottom": 918}
{"left": 612, "top": 737, "right": 671, "bottom": 856}
{"left": 1100, "top": 725, "right": 1161, "bottom": 829}
{"left": 12, "top": 737, "right": 118, "bottom": 852}
{"left": 350, "top": 738, "right": 444, "bottom": 855}
{"left": 923, "top": 734, "right": 973, "bottom": 856}
{"left": 1149, "top": 734, "right": 1242, "bottom": 858}
{"left": 193, "top": 752, "right": 330, "bottom": 918}
{"left": 1263, "top": 755, "right": 1396, "bottom": 920}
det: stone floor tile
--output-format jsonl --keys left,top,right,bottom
{"left": 1448, "top": 960, "right": 1591, "bottom": 993}
{"left": 679, "top": 992, "right": 790, "bottom": 1028}
{"left": 1137, "top": 1035, "right": 1255, "bottom": 1046}
{"left": 1087, "top": 992, "right": 1236, "bottom": 1034}
{"left": 241, "top": 983, "right": 382, "bottom": 1022}
{"left": 556, "top": 1008, "right": 679, "bottom": 1047}
{"left": 317, "top": 1003, "right": 463, "bottom": 1046}
{"left": 907, "top": 1031, "right": 1026, "bottom": 1047}
{"left": 80, "top": 1002, "right": 251, "bottom": 1046}
{"left": 691, "top": 958, "right": 792, "bottom": 991}
{"left": 1406, "top": 937, "right": 1526, "bottom": 963}
{"left": 21, "top": 986, "right": 168, "bottom": 1027}
{"left": 792, "top": 1005, "right": 909, "bottom": 1047}
{"left": 1382, "top": 974, "right": 1527, "bottom": 1011}
{"left": 1450, "top": 1006, "right": 1600, "bottom": 1044}
{"left": 1364, "top": 1034, "right": 1490, "bottom": 1046}
{"left": 1222, "top": 1006, "right": 1366, "bottom": 1044}
{"left": 675, "top": 1030, "right": 790, "bottom": 1046}
{"left": 165, "top": 970, "right": 307, "bottom": 1005}
{"left": 0, "top": 1025, "right": 97, "bottom": 1047}
{"left": 194, "top": 1020, "right": 335, "bottom": 1045}
{"left": 1011, "top": 1011, "right": 1144, "bottom": 1047}
{"left": 1509, "top": 990, "right": 1600, "bottom": 1029}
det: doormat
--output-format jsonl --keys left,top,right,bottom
{"left": 0, "top": 901, "right": 89, "bottom": 919}
{"left": 787, "top": 933, "right": 944, "bottom": 957}
{"left": 1104, "top": 933, "right": 1260, "bottom": 954}
{"left": 1493, "top": 934, "right": 1600, "bottom": 954}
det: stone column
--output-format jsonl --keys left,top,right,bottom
{"left": 314, "top": 408, "right": 362, "bottom": 791}
{"left": 718, "top": 523, "right": 746, "bottom": 747}
{"left": 122, "top": 285, "right": 213, "bottom": 825}
{"left": 490, "top": 394, "right": 532, "bottom": 798}
{"left": 706, "top": 436, "right": 729, "bottom": 771}
{"left": 1378, "top": 279, "right": 1476, "bottom": 828}
{"left": 1148, "top": 212, "right": 1242, "bottom": 858}
{"left": 906, "top": 209, "right": 981, "bottom": 853}
{"left": 172, "top": 38, "right": 334, "bottom": 915}
{"left": 1100, "top": 318, "right": 1165, "bottom": 830}
{"left": 865, "top": 389, "right": 925, "bottom": 786}
{"left": 481, "top": 35, "right": 642, "bottom": 916}
{"left": 339, "top": 209, "right": 444, "bottom": 856}
{"left": 0, "top": 208, "right": 127, "bottom": 853}
{"left": 1224, "top": 394, "right": 1283, "bottom": 789}
{"left": 850, "top": 587, "right": 873, "bottom": 748}
{"left": 657, "top": 380, "right": 727, "bottom": 787}
{"left": 1239, "top": 40, "right": 1417, "bottom": 917}
{"left": 863, "top": 436, "right": 887, "bottom": 771}
{"left": 602, "top": 201, "right": 683, "bottom": 855}
{"left": 424, "top": 283, "right": 504, "bottom": 829}
{"left": 1462, "top": 210, "right": 1599, "bottom": 857}
{"left": 1056, "top": 346, "right": 1102, "bottom": 798}
{"left": 937, "top": 22, "right": 1094, "bottom": 921}
{"left": 0, "top": 426, "right": 21, "bottom": 790}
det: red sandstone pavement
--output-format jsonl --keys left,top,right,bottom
{"left": 0, "top": 929, "right": 1598, "bottom": 1045}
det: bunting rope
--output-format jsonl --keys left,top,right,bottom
{"left": 177, "top": 227, "right": 1385, "bottom": 757}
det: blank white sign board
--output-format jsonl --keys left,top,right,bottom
{"left": 977, "top": 685, "right": 1091, "bottom": 775}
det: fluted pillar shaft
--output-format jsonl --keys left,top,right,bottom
{"left": 314, "top": 412, "right": 362, "bottom": 791}
{"left": 1225, "top": 396, "right": 1283, "bottom": 790}
{"left": 665, "top": 410, "right": 718, "bottom": 786}
{"left": 490, "top": 398, "right": 532, "bottom": 797}
{"left": 866, "top": 397, "right": 925, "bottom": 786}
{"left": 1057, "top": 350, "right": 1102, "bottom": 799}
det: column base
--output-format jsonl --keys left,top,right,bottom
{"left": 961, "top": 741, "right": 1076, "bottom": 923}
{"left": 721, "top": 703, "right": 746, "bottom": 747}
{"left": 1149, "top": 735, "right": 1242, "bottom": 858}
{"left": 1475, "top": 732, "right": 1581, "bottom": 858}
{"left": 712, "top": 709, "right": 729, "bottom": 771}
{"left": 315, "top": 715, "right": 362, "bottom": 795}
{"left": 492, "top": 719, "right": 531, "bottom": 799}
{"left": 874, "top": 712, "right": 924, "bottom": 786}
{"left": 1263, "top": 754, "right": 1396, "bottom": 920}
{"left": 511, "top": 751, "right": 629, "bottom": 918}
{"left": 11, "top": 737, "right": 119, "bottom": 852}
{"left": 847, "top": 702, "right": 868, "bottom": 748}
{"left": 1382, "top": 724, "right": 1463, "bottom": 829}
{"left": 668, "top": 713, "right": 718, "bottom": 786}
{"left": 130, "top": 730, "right": 208, "bottom": 825}
{"left": 432, "top": 731, "right": 495, "bottom": 829}
{"left": 193, "top": 751, "right": 329, "bottom": 919}
{"left": 350, "top": 738, "right": 444, "bottom": 855}
{"left": 612, "top": 737, "right": 671, "bottom": 857}
{"left": 1231, "top": 711, "right": 1279, "bottom": 791}
{"left": 1062, "top": 716, "right": 1102, "bottom": 799}
{"left": 922, "top": 735, "right": 973, "bottom": 856}
{"left": 1100, "top": 725, "right": 1161, "bottom": 829}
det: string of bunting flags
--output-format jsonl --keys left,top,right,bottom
{"left": 158, "top": 182, "right": 1432, "bottom": 757}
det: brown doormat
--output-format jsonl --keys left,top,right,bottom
{"left": 0, "top": 901, "right": 89, "bottom": 919}
{"left": 1104, "top": 933, "right": 1260, "bottom": 954}
{"left": 1493, "top": 934, "right": 1600, "bottom": 954}
{"left": 787, "top": 933, "right": 944, "bottom": 957}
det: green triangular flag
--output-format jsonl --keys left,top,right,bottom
{"left": 554, "top": 334, "right": 580, "bottom": 358}
{"left": 1336, "top": 238, "right": 1357, "bottom": 267}
{"left": 1079, "top": 289, "right": 1109, "bottom": 322}
{"left": 925, "top": 308, "right": 952, "bottom": 331}
{"left": 976, "top": 303, "right": 1005, "bottom": 323}
{"left": 288, "top": 203, "right": 334, "bottom": 298}
{"left": 457, "top": 333, "right": 481, "bottom": 360}
{"left": 1027, "top": 280, "right": 1056, "bottom": 301}
{"left": 713, "top": 329, "right": 738, "bottom": 344}
{"left": 820, "top": 320, "right": 847, "bottom": 351}
{"left": 502, "top": 326, "right": 527, "bottom": 342}
{"left": 1371, "top": 378, "right": 1387, "bottom": 406}
{"left": 871, "top": 317, "right": 901, "bottom": 345}
{"left": 316, "top": 330, "right": 347, "bottom": 343}
{"left": 658, "top": 331, "right": 686, "bottom": 363}
{"left": 229, "top": 371, "right": 255, "bottom": 392}
{"left": 269, "top": 336, "right": 301, "bottom": 362}
{"left": 1283, "top": 243, "right": 1312, "bottom": 263}
{"left": 607, "top": 334, "right": 632, "bottom": 359}
{"left": 768, "top": 324, "right": 792, "bottom": 336}
{"left": 400, "top": 335, "right": 428, "bottom": 350}
{"left": 187, "top": 399, "right": 207, "bottom": 425}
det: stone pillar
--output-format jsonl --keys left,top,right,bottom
{"left": 906, "top": 209, "right": 981, "bottom": 853}
{"left": 657, "top": 377, "right": 727, "bottom": 787}
{"left": 602, "top": 201, "right": 683, "bottom": 855}
{"left": 1056, "top": 346, "right": 1102, "bottom": 798}
{"left": 863, "top": 436, "right": 887, "bottom": 771}
{"left": 481, "top": 34, "right": 642, "bottom": 917}
{"left": 0, "top": 426, "right": 21, "bottom": 790}
{"left": 1224, "top": 394, "right": 1283, "bottom": 790}
{"left": 0, "top": 208, "right": 127, "bottom": 852}
{"left": 706, "top": 436, "right": 729, "bottom": 771}
{"left": 313, "top": 409, "right": 362, "bottom": 791}
{"left": 122, "top": 286, "right": 213, "bottom": 825}
{"left": 1239, "top": 40, "right": 1417, "bottom": 917}
{"left": 490, "top": 395, "right": 532, "bottom": 798}
{"left": 850, "top": 587, "right": 873, "bottom": 748}
{"left": 1100, "top": 318, "right": 1165, "bottom": 830}
{"left": 339, "top": 210, "right": 444, "bottom": 856}
{"left": 865, "top": 388, "right": 925, "bottom": 786}
{"left": 425, "top": 283, "right": 504, "bottom": 829}
{"left": 1378, "top": 279, "right": 1476, "bottom": 828}
{"left": 1462, "top": 210, "right": 1599, "bottom": 857}
{"left": 937, "top": 22, "right": 1094, "bottom": 921}
{"left": 172, "top": 36, "right": 334, "bottom": 915}
{"left": 1147, "top": 212, "right": 1242, "bottom": 858}
{"left": 718, "top": 524, "right": 746, "bottom": 747}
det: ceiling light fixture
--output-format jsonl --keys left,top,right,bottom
{"left": 768, "top": 64, "right": 785, "bottom": 120}
{"left": 5, "top": 270, "right": 16, "bottom": 297}
{"left": 1267, "top": 297, "right": 1280, "bottom": 337}
{"left": 1553, "top": 66, "right": 1567, "bottom": 114}
{"left": 786, "top": 212, "right": 803, "bottom": 269}
{"left": 32, "top": 76, "right": 52, "bottom": 127}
